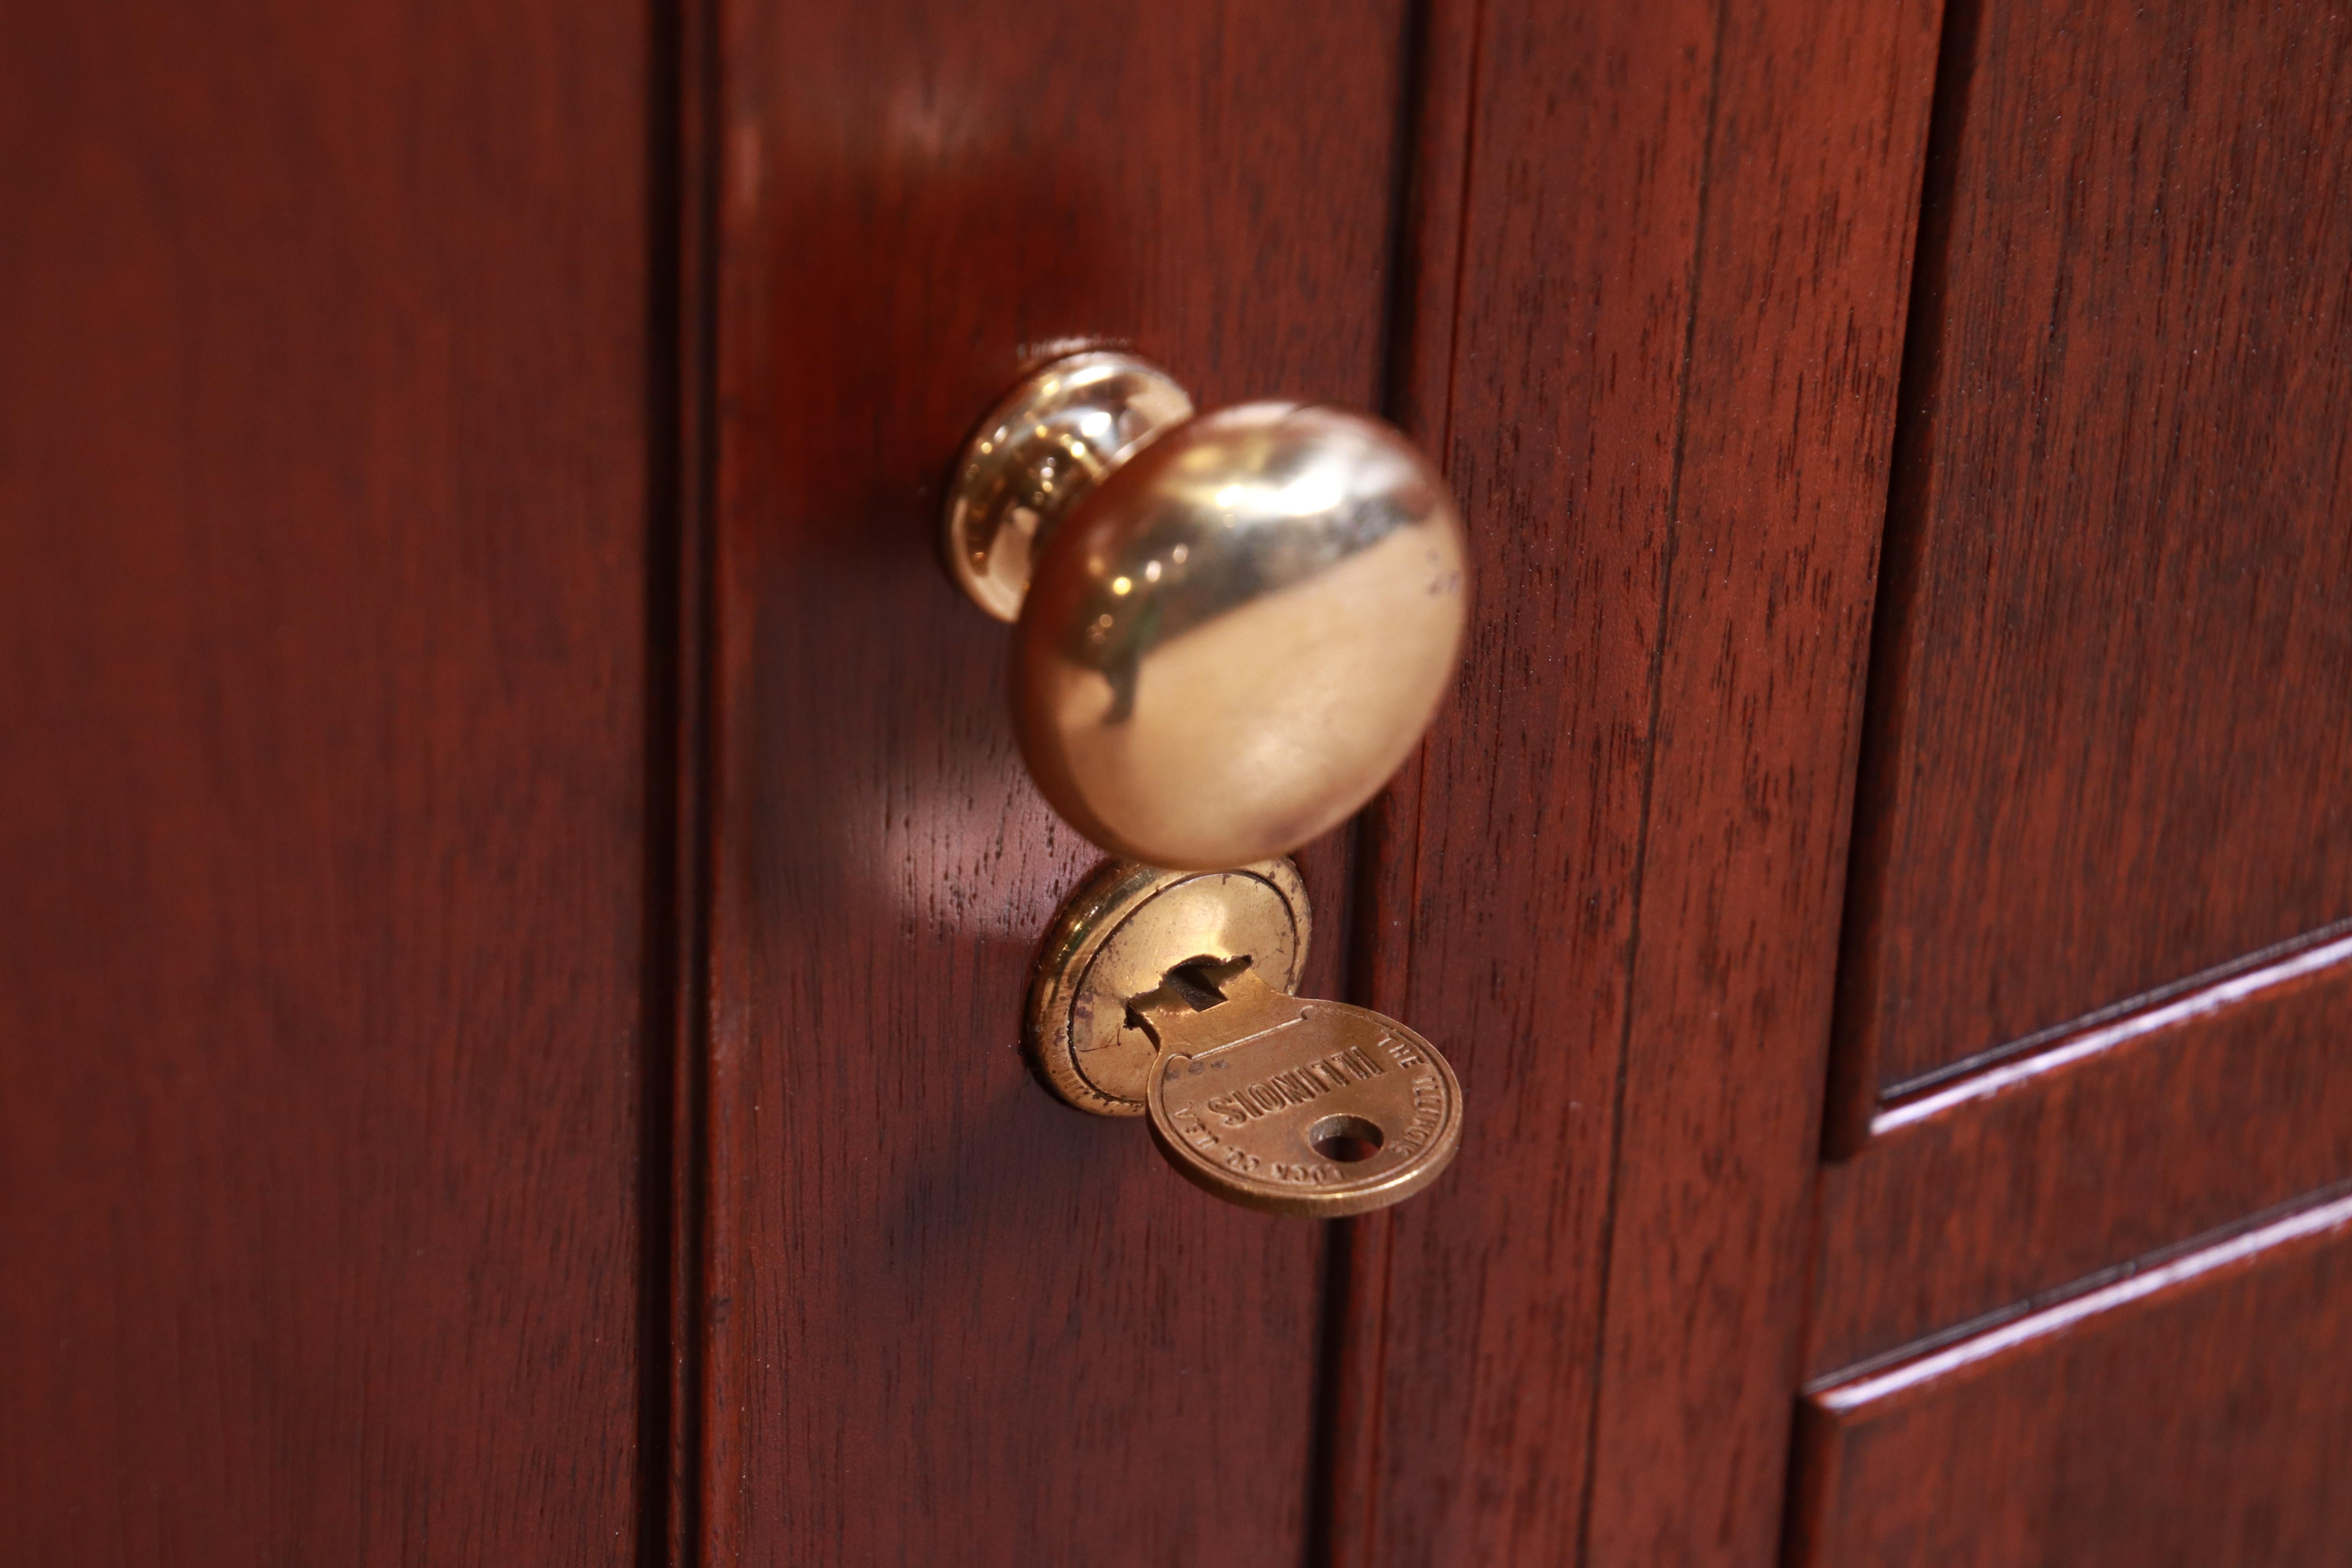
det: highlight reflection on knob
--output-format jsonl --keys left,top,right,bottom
{"left": 943, "top": 351, "right": 1468, "bottom": 871}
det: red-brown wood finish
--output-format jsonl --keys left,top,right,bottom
{"left": 695, "top": 3, "right": 1408, "bottom": 1560}
{"left": 0, "top": 0, "right": 654, "bottom": 1561}
{"left": 1811, "top": 928, "right": 2352, "bottom": 1374}
{"left": 1330, "top": 0, "right": 1943, "bottom": 1562}
{"left": 1831, "top": 0, "right": 2352, "bottom": 1114}
{"left": 1790, "top": 1190, "right": 2352, "bottom": 1568}
{"left": 20, "top": 0, "right": 2342, "bottom": 1556}
{"left": 1798, "top": 2, "right": 2352, "bottom": 1557}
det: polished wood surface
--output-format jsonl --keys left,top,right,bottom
{"left": 1831, "top": 0, "right": 2352, "bottom": 1113}
{"left": 1791, "top": 1190, "right": 2352, "bottom": 1568}
{"left": 0, "top": 0, "right": 654, "bottom": 1560}
{"left": 694, "top": 2, "right": 1408, "bottom": 1560}
{"left": 1812, "top": 928, "right": 2352, "bottom": 1374}
{"left": 1328, "top": 0, "right": 1942, "bottom": 1561}
{"left": 1800, "top": 2, "right": 2352, "bottom": 1558}
{"left": 16, "top": 0, "right": 2346, "bottom": 1558}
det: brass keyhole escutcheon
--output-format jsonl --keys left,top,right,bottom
{"left": 1026, "top": 858, "right": 1312, "bottom": 1118}
{"left": 1026, "top": 857, "right": 1463, "bottom": 1217}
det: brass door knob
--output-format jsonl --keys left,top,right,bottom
{"left": 943, "top": 350, "right": 1469, "bottom": 869}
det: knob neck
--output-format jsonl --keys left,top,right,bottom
{"left": 941, "top": 351, "right": 1195, "bottom": 622}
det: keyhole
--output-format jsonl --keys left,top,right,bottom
{"left": 1308, "top": 1114, "right": 1385, "bottom": 1163}
{"left": 1127, "top": 954, "right": 1252, "bottom": 1030}
{"left": 1164, "top": 953, "right": 1250, "bottom": 1009}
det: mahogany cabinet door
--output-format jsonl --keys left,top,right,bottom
{"left": 0, "top": 0, "right": 657, "bottom": 1561}
{"left": 16, "top": 0, "right": 2341, "bottom": 1559}
{"left": 684, "top": 5, "right": 1407, "bottom": 1563}
{"left": 1795, "top": 0, "right": 2352, "bottom": 1561}
{"left": 684, "top": 0, "right": 1936, "bottom": 1563}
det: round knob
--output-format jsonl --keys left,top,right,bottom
{"left": 944, "top": 351, "right": 1468, "bottom": 870}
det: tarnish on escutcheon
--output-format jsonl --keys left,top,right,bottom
{"left": 1025, "top": 857, "right": 1310, "bottom": 1117}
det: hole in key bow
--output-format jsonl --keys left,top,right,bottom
{"left": 1308, "top": 1114, "right": 1385, "bottom": 1163}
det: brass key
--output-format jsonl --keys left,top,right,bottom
{"left": 1132, "top": 963, "right": 1462, "bottom": 1217}
{"left": 1024, "top": 857, "right": 1464, "bottom": 1216}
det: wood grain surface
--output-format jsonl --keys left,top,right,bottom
{"left": 695, "top": 3, "right": 1409, "bottom": 1561}
{"left": 1831, "top": 0, "right": 2352, "bottom": 1112}
{"left": 1790, "top": 1189, "right": 2352, "bottom": 1567}
{"left": 1811, "top": 926, "right": 2352, "bottom": 1374}
{"left": 1802, "top": 5, "right": 2352, "bottom": 1557}
{"left": 1329, "top": 0, "right": 1942, "bottom": 1562}
{"left": 0, "top": 0, "right": 654, "bottom": 1560}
